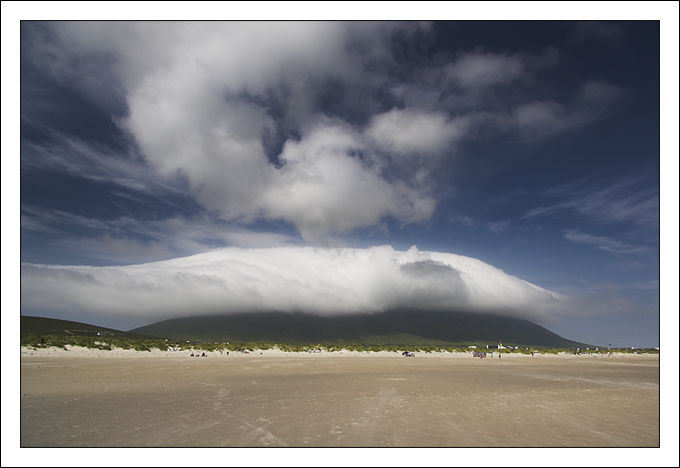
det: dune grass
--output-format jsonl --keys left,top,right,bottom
{"left": 20, "top": 333, "right": 658, "bottom": 355}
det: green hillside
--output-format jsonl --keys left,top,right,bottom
{"left": 21, "top": 315, "right": 157, "bottom": 340}
{"left": 130, "top": 310, "right": 593, "bottom": 349}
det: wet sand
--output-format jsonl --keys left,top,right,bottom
{"left": 20, "top": 353, "right": 659, "bottom": 447}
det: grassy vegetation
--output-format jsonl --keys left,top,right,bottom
{"left": 20, "top": 333, "right": 659, "bottom": 355}
{"left": 20, "top": 333, "right": 472, "bottom": 353}
{"left": 21, "top": 333, "right": 173, "bottom": 352}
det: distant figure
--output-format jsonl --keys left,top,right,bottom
{"left": 499, "top": 353, "right": 501, "bottom": 359}
{"left": 202, "top": 352, "right": 206, "bottom": 357}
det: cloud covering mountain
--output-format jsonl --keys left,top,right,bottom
{"left": 21, "top": 245, "right": 573, "bottom": 327}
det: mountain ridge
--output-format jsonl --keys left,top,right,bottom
{"left": 129, "top": 310, "right": 594, "bottom": 348}
{"left": 20, "top": 315, "right": 161, "bottom": 340}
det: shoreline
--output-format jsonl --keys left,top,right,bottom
{"left": 20, "top": 345, "right": 657, "bottom": 359}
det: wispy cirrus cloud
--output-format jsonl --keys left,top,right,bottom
{"left": 21, "top": 205, "right": 301, "bottom": 264}
{"left": 21, "top": 132, "right": 189, "bottom": 203}
{"left": 522, "top": 170, "right": 659, "bottom": 233}
{"left": 564, "top": 229, "right": 649, "bottom": 255}
{"left": 450, "top": 216, "right": 511, "bottom": 234}
{"left": 571, "top": 21, "right": 625, "bottom": 45}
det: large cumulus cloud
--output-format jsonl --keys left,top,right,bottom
{"left": 22, "top": 22, "right": 626, "bottom": 242}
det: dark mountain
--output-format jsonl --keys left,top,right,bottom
{"left": 129, "top": 310, "right": 592, "bottom": 348}
{"left": 21, "top": 315, "right": 158, "bottom": 340}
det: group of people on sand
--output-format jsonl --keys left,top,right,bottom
{"left": 189, "top": 350, "right": 237, "bottom": 357}
{"left": 471, "top": 350, "right": 506, "bottom": 358}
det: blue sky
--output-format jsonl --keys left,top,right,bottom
{"left": 8, "top": 14, "right": 678, "bottom": 349}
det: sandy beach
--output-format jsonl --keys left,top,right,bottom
{"left": 20, "top": 348, "right": 659, "bottom": 447}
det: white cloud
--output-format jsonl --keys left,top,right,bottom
{"left": 23, "top": 22, "right": 629, "bottom": 242}
{"left": 499, "top": 80, "right": 625, "bottom": 140}
{"left": 444, "top": 52, "right": 525, "bottom": 89}
{"left": 512, "top": 100, "right": 568, "bottom": 133}
{"left": 442, "top": 48, "right": 559, "bottom": 92}
{"left": 488, "top": 220, "right": 511, "bottom": 234}
{"left": 21, "top": 245, "right": 571, "bottom": 326}
{"left": 50, "top": 22, "right": 437, "bottom": 240}
{"left": 365, "top": 108, "right": 469, "bottom": 155}
{"left": 262, "top": 119, "right": 436, "bottom": 240}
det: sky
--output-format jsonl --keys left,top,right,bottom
{"left": 3, "top": 5, "right": 680, "bottom": 466}
{"left": 6, "top": 11, "right": 679, "bottom": 351}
